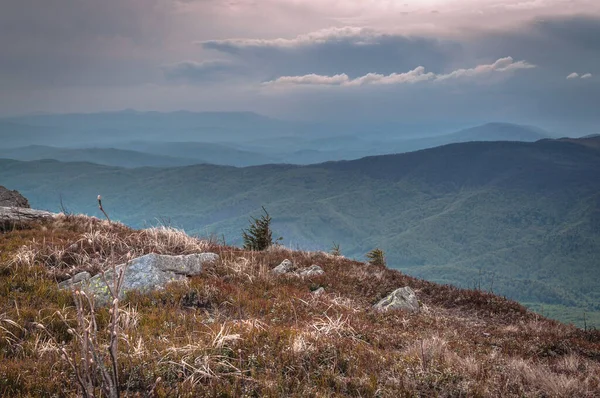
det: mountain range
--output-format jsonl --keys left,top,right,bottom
{"left": 1, "top": 135, "right": 599, "bottom": 327}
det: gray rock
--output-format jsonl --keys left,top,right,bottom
{"left": 312, "top": 287, "right": 325, "bottom": 296}
{"left": 298, "top": 265, "right": 325, "bottom": 277}
{"left": 0, "top": 186, "right": 30, "bottom": 208}
{"left": 272, "top": 259, "right": 294, "bottom": 274}
{"left": 373, "top": 287, "right": 420, "bottom": 313}
{"left": 0, "top": 206, "right": 55, "bottom": 226}
{"left": 60, "top": 253, "right": 219, "bottom": 305}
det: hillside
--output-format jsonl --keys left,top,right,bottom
{"left": 1, "top": 215, "right": 599, "bottom": 396}
{"left": 0, "top": 145, "right": 203, "bottom": 168}
{"left": 1, "top": 138, "right": 599, "bottom": 327}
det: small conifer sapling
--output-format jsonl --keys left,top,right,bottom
{"left": 242, "top": 207, "right": 274, "bottom": 251}
{"left": 366, "top": 248, "right": 386, "bottom": 266}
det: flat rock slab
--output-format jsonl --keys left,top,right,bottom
{"left": 373, "top": 286, "right": 420, "bottom": 313}
{"left": 0, "top": 206, "right": 55, "bottom": 223}
{"left": 60, "top": 253, "right": 219, "bottom": 305}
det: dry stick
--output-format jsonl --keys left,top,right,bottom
{"left": 98, "top": 195, "right": 111, "bottom": 223}
{"left": 36, "top": 321, "right": 93, "bottom": 398}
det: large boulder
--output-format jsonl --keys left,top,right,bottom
{"left": 373, "top": 287, "right": 420, "bottom": 313}
{"left": 59, "top": 253, "right": 219, "bottom": 305}
{"left": 0, "top": 186, "right": 30, "bottom": 208}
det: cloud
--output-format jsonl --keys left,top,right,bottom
{"left": 266, "top": 57, "right": 535, "bottom": 87}
{"left": 161, "top": 60, "right": 242, "bottom": 82}
{"left": 581, "top": 73, "right": 593, "bottom": 79}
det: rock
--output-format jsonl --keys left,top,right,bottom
{"left": 298, "top": 265, "right": 325, "bottom": 277}
{"left": 312, "top": 287, "right": 325, "bottom": 296}
{"left": 0, "top": 207, "right": 55, "bottom": 228}
{"left": 60, "top": 253, "right": 219, "bottom": 305}
{"left": 373, "top": 287, "right": 420, "bottom": 313}
{"left": 272, "top": 259, "right": 294, "bottom": 274}
{"left": 0, "top": 186, "right": 30, "bottom": 208}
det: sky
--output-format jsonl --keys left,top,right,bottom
{"left": 1, "top": 0, "right": 599, "bottom": 132}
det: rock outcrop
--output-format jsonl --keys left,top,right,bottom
{"left": 59, "top": 253, "right": 219, "bottom": 305}
{"left": 373, "top": 287, "right": 420, "bottom": 313}
{"left": 0, "top": 186, "right": 30, "bottom": 208}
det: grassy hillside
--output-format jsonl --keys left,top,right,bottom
{"left": 1, "top": 216, "right": 599, "bottom": 396}
{"left": 1, "top": 138, "right": 599, "bottom": 326}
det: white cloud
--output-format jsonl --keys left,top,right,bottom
{"left": 568, "top": 72, "right": 594, "bottom": 79}
{"left": 266, "top": 57, "right": 535, "bottom": 87}
{"left": 272, "top": 73, "right": 351, "bottom": 85}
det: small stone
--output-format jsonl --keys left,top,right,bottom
{"left": 298, "top": 265, "right": 325, "bottom": 277}
{"left": 272, "top": 259, "right": 294, "bottom": 274}
{"left": 312, "top": 287, "right": 325, "bottom": 296}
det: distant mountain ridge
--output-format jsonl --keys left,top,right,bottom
{"left": 0, "top": 145, "right": 203, "bottom": 168}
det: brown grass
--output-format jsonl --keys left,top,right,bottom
{"left": 1, "top": 215, "right": 599, "bottom": 397}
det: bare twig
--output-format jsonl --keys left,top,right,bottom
{"left": 98, "top": 195, "right": 111, "bottom": 223}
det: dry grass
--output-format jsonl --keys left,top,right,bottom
{"left": 1, "top": 215, "right": 599, "bottom": 397}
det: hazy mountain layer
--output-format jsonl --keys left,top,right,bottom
{"left": 1, "top": 110, "right": 554, "bottom": 165}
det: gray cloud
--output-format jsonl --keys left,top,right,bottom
{"left": 161, "top": 60, "right": 244, "bottom": 82}
{"left": 200, "top": 27, "right": 463, "bottom": 79}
